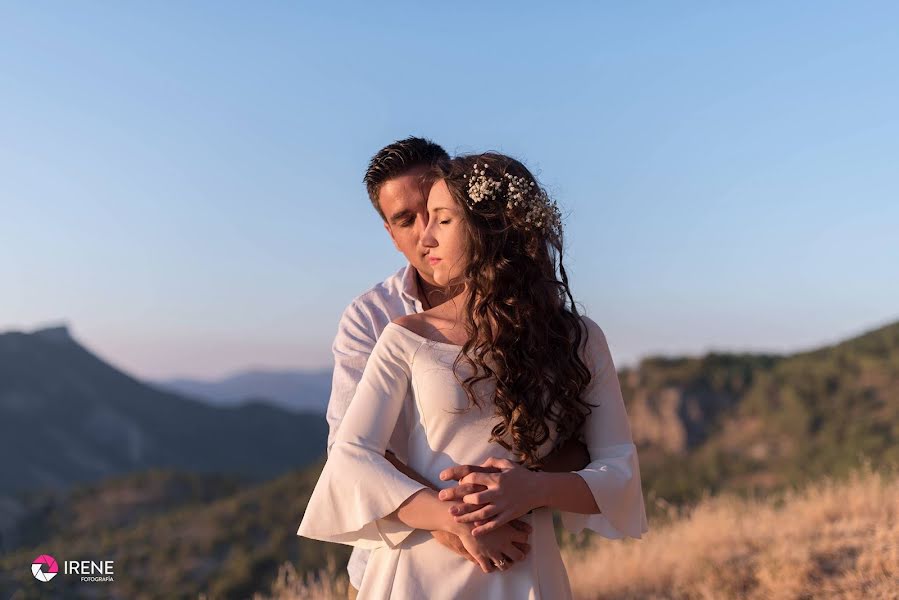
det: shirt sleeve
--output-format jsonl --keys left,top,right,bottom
{"left": 298, "top": 326, "right": 428, "bottom": 549}
{"left": 325, "top": 302, "right": 410, "bottom": 462}
{"left": 560, "top": 317, "right": 649, "bottom": 539}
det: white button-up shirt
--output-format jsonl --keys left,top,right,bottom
{"left": 324, "top": 264, "right": 424, "bottom": 590}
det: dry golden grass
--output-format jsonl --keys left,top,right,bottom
{"left": 564, "top": 467, "right": 898, "bottom": 599}
{"left": 250, "top": 557, "right": 350, "bottom": 600}
{"left": 259, "top": 468, "right": 898, "bottom": 599}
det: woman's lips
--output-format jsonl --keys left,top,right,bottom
{"left": 428, "top": 257, "right": 442, "bottom": 266}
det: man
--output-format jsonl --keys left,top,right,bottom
{"left": 325, "top": 136, "right": 590, "bottom": 598}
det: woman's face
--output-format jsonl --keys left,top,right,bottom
{"left": 421, "top": 179, "right": 470, "bottom": 287}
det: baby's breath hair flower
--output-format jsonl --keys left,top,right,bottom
{"left": 465, "top": 163, "right": 562, "bottom": 237}
{"left": 466, "top": 164, "right": 502, "bottom": 204}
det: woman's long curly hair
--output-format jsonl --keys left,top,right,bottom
{"left": 431, "top": 152, "right": 595, "bottom": 467}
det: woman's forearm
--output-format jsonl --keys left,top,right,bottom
{"left": 533, "top": 471, "right": 600, "bottom": 514}
{"left": 385, "top": 488, "right": 470, "bottom": 535}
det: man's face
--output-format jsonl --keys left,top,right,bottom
{"left": 379, "top": 166, "right": 437, "bottom": 285}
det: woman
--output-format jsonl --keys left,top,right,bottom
{"left": 298, "top": 152, "right": 647, "bottom": 598}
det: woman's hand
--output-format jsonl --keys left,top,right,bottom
{"left": 452, "top": 520, "right": 531, "bottom": 574}
{"left": 440, "top": 457, "right": 545, "bottom": 537}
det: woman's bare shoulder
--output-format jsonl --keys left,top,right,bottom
{"left": 392, "top": 312, "right": 464, "bottom": 346}
{"left": 391, "top": 314, "right": 430, "bottom": 337}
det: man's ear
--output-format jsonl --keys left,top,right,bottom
{"left": 383, "top": 221, "right": 402, "bottom": 253}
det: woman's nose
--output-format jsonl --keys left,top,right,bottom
{"left": 421, "top": 224, "right": 437, "bottom": 248}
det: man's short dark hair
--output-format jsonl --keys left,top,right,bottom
{"left": 363, "top": 136, "right": 449, "bottom": 221}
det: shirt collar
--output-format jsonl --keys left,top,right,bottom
{"left": 400, "top": 263, "right": 425, "bottom": 313}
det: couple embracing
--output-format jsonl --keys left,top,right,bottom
{"left": 298, "top": 137, "right": 648, "bottom": 599}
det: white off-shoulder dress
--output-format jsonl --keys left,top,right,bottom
{"left": 298, "top": 316, "right": 647, "bottom": 599}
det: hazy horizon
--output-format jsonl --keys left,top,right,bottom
{"left": 3, "top": 313, "right": 896, "bottom": 381}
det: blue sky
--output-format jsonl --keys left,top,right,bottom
{"left": 2, "top": 2, "right": 897, "bottom": 379}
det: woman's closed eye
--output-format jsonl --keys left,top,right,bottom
{"left": 439, "top": 219, "right": 451, "bottom": 225}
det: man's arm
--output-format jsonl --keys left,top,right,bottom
{"left": 384, "top": 450, "right": 434, "bottom": 488}
{"left": 532, "top": 436, "right": 591, "bottom": 473}
{"left": 325, "top": 303, "right": 377, "bottom": 455}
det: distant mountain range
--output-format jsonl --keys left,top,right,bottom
{"left": 0, "top": 325, "right": 328, "bottom": 501}
{"left": 156, "top": 368, "right": 332, "bottom": 414}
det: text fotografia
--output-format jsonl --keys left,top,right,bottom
{"left": 64, "top": 560, "right": 115, "bottom": 582}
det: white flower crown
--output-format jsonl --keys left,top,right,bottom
{"left": 465, "top": 164, "right": 562, "bottom": 236}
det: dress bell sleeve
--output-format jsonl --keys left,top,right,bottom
{"left": 560, "top": 317, "right": 649, "bottom": 539}
{"left": 297, "top": 325, "right": 428, "bottom": 549}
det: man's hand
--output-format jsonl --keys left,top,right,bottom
{"left": 439, "top": 457, "right": 544, "bottom": 537}
{"left": 451, "top": 519, "right": 534, "bottom": 574}
{"left": 431, "top": 519, "right": 533, "bottom": 565}
{"left": 432, "top": 529, "right": 476, "bottom": 563}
